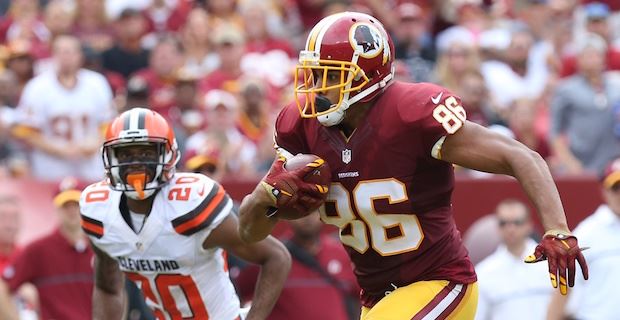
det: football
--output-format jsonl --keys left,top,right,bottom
{"left": 275, "top": 154, "right": 331, "bottom": 220}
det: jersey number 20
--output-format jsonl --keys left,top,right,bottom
{"left": 126, "top": 272, "right": 208, "bottom": 319}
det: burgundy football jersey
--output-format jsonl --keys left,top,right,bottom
{"left": 274, "top": 81, "right": 476, "bottom": 307}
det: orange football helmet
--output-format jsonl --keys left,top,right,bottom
{"left": 294, "top": 11, "right": 395, "bottom": 126}
{"left": 102, "top": 108, "right": 180, "bottom": 200}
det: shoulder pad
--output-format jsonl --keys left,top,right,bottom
{"left": 79, "top": 180, "right": 116, "bottom": 239}
{"left": 164, "top": 173, "right": 233, "bottom": 236}
{"left": 396, "top": 82, "right": 466, "bottom": 132}
{"left": 274, "top": 102, "right": 308, "bottom": 155}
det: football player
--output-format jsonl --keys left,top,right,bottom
{"left": 238, "top": 12, "right": 589, "bottom": 319}
{"left": 81, "top": 108, "right": 291, "bottom": 320}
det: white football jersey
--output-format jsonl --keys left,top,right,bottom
{"left": 80, "top": 172, "right": 242, "bottom": 320}
{"left": 17, "top": 69, "right": 115, "bottom": 181}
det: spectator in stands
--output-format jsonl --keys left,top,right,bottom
{"left": 199, "top": 24, "right": 248, "bottom": 94}
{"left": 179, "top": 7, "right": 219, "bottom": 78}
{"left": 1, "top": 177, "right": 94, "bottom": 320}
{"left": 582, "top": 2, "right": 615, "bottom": 45}
{"left": 82, "top": 46, "right": 126, "bottom": 109}
{"left": 433, "top": 27, "right": 480, "bottom": 92}
{"left": 141, "top": 0, "right": 192, "bottom": 37}
{"left": 102, "top": 8, "right": 150, "bottom": 79}
{"left": 183, "top": 147, "right": 221, "bottom": 179}
{"left": 43, "top": 0, "right": 74, "bottom": 42}
{"left": 0, "top": 278, "right": 17, "bottom": 320}
{"left": 241, "top": 1, "right": 295, "bottom": 58}
{"left": 166, "top": 70, "right": 202, "bottom": 151}
{"left": 236, "top": 77, "right": 277, "bottom": 175}
{"left": 239, "top": 2, "right": 296, "bottom": 91}
{"left": 481, "top": 27, "right": 551, "bottom": 110}
{"left": 235, "top": 212, "right": 360, "bottom": 320}
{"left": 0, "top": 0, "right": 47, "bottom": 58}
{"left": 205, "top": 0, "right": 244, "bottom": 32}
{"left": 391, "top": 3, "right": 435, "bottom": 83}
{"left": 560, "top": 2, "right": 620, "bottom": 77}
{"left": 475, "top": 199, "right": 552, "bottom": 320}
{"left": 33, "top": 0, "right": 76, "bottom": 70}
{"left": 511, "top": 0, "right": 552, "bottom": 43}
{"left": 0, "top": 88, "right": 27, "bottom": 178}
{"left": 0, "top": 70, "right": 18, "bottom": 109}
{"left": 128, "top": 34, "right": 183, "bottom": 122}
{"left": 184, "top": 89, "right": 258, "bottom": 179}
{"left": 12, "top": 35, "right": 116, "bottom": 182}
{"left": 33, "top": 0, "right": 76, "bottom": 74}
{"left": 71, "top": 0, "right": 114, "bottom": 52}
{"left": 457, "top": 70, "right": 503, "bottom": 127}
{"left": 3, "top": 40, "right": 35, "bottom": 98}
{"left": 0, "top": 195, "right": 20, "bottom": 274}
{"left": 549, "top": 33, "right": 620, "bottom": 174}
{"left": 0, "top": 195, "right": 34, "bottom": 320}
{"left": 508, "top": 98, "right": 552, "bottom": 161}
{"left": 547, "top": 157, "right": 620, "bottom": 320}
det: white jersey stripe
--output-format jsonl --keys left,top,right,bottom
{"left": 421, "top": 284, "right": 464, "bottom": 320}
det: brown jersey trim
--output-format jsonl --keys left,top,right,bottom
{"left": 172, "top": 184, "right": 230, "bottom": 236}
{"left": 81, "top": 215, "right": 104, "bottom": 238}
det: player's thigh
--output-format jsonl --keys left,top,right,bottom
{"left": 359, "top": 280, "right": 478, "bottom": 320}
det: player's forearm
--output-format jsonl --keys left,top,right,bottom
{"left": 238, "top": 185, "right": 278, "bottom": 243}
{"left": 507, "top": 147, "right": 569, "bottom": 232}
{"left": 92, "top": 243, "right": 127, "bottom": 320}
{"left": 25, "top": 135, "right": 66, "bottom": 158}
{"left": 92, "top": 286, "right": 126, "bottom": 320}
{"left": 245, "top": 240, "right": 291, "bottom": 320}
{"left": 546, "top": 291, "right": 569, "bottom": 320}
{"left": 0, "top": 280, "right": 17, "bottom": 320}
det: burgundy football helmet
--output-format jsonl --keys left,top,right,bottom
{"left": 294, "top": 12, "right": 395, "bottom": 126}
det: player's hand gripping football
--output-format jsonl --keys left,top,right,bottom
{"left": 260, "top": 156, "right": 327, "bottom": 216}
{"left": 524, "top": 230, "right": 589, "bottom": 295}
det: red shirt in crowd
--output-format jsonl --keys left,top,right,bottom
{"left": 235, "top": 234, "right": 359, "bottom": 320}
{"left": 2, "top": 230, "right": 94, "bottom": 320}
{"left": 0, "top": 246, "right": 20, "bottom": 274}
{"left": 130, "top": 69, "right": 178, "bottom": 122}
{"left": 560, "top": 48, "right": 620, "bottom": 77}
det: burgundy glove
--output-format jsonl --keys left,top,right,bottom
{"left": 524, "top": 230, "right": 589, "bottom": 295}
{"left": 260, "top": 157, "right": 327, "bottom": 215}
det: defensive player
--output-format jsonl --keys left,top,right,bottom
{"left": 238, "top": 12, "right": 589, "bottom": 319}
{"left": 81, "top": 108, "right": 291, "bottom": 320}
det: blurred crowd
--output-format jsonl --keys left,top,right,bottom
{"left": 1, "top": 0, "right": 620, "bottom": 184}
{"left": 1, "top": 1, "right": 620, "bottom": 319}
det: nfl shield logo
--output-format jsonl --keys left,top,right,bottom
{"left": 342, "top": 149, "right": 352, "bottom": 164}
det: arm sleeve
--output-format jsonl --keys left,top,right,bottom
{"left": 15, "top": 81, "right": 44, "bottom": 130}
{"left": 416, "top": 88, "right": 467, "bottom": 158}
